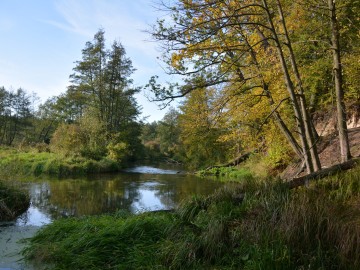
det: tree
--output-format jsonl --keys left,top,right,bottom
{"left": 327, "top": 0, "right": 351, "bottom": 162}
{"left": 69, "top": 29, "right": 140, "bottom": 134}
{"left": 156, "top": 107, "right": 181, "bottom": 158}
{"left": 179, "top": 87, "right": 229, "bottom": 168}
{"left": 0, "top": 87, "right": 32, "bottom": 145}
{"left": 148, "top": 0, "right": 323, "bottom": 172}
{"left": 49, "top": 29, "right": 142, "bottom": 161}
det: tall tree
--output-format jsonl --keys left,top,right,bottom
{"left": 327, "top": 0, "right": 351, "bottom": 162}
{"left": 69, "top": 29, "right": 140, "bottom": 133}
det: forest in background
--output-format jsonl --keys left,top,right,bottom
{"left": 0, "top": 0, "right": 359, "bottom": 176}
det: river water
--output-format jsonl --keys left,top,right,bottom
{"left": 0, "top": 164, "right": 226, "bottom": 269}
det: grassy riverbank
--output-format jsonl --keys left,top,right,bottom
{"left": 197, "top": 166, "right": 254, "bottom": 180}
{"left": 0, "top": 181, "right": 30, "bottom": 221}
{"left": 23, "top": 165, "right": 360, "bottom": 269}
{"left": 0, "top": 147, "right": 121, "bottom": 178}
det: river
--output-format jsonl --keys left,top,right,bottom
{"left": 0, "top": 164, "right": 227, "bottom": 269}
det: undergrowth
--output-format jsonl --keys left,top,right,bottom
{"left": 23, "top": 166, "right": 360, "bottom": 269}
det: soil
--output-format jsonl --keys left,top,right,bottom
{"left": 318, "top": 127, "right": 360, "bottom": 168}
{"left": 281, "top": 127, "right": 360, "bottom": 180}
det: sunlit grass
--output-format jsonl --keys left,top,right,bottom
{"left": 0, "top": 147, "right": 121, "bottom": 177}
{"left": 197, "top": 166, "right": 254, "bottom": 181}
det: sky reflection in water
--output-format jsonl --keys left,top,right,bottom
{"left": 14, "top": 165, "right": 225, "bottom": 226}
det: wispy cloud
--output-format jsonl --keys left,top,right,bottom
{"left": 41, "top": 0, "right": 161, "bottom": 61}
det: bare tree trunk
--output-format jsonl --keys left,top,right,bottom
{"left": 262, "top": 0, "right": 313, "bottom": 173}
{"left": 276, "top": 0, "right": 321, "bottom": 171}
{"left": 328, "top": 0, "right": 351, "bottom": 162}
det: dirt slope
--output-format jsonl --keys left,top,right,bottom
{"left": 282, "top": 127, "right": 360, "bottom": 179}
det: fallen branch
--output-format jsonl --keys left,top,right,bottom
{"left": 205, "top": 149, "right": 258, "bottom": 170}
{"left": 287, "top": 158, "right": 360, "bottom": 189}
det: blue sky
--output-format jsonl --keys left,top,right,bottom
{"left": 0, "top": 0, "right": 176, "bottom": 122}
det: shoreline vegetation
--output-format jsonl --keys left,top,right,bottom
{"left": 22, "top": 164, "right": 360, "bottom": 269}
{"left": 0, "top": 147, "right": 122, "bottom": 178}
{"left": 0, "top": 181, "right": 30, "bottom": 221}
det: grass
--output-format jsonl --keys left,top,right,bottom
{"left": 23, "top": 165, "right": 360, "bottom": 269}
{"left": 197, "top": 166, "right": 254, "bottom": 181}
{"left": 23, "top": 211, "right": 174, "bottom": 270}
{"left": 0, "top": 180, "right": 30, "bottom": 221}
{"left": 0, "top": 146, "right": 121, "bottom": 178}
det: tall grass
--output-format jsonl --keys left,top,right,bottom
{"left": 23, "top": 166, "right": 360, "bottom": 269}
{"left": 0, "top": 147, "right": 121, "bottom": 177}
{"left": 23, "top": 211, "right": 173, "bottom": 270}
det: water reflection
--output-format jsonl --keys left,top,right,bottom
{"left": 17, "top": 167, "right": 225, "bottom": 226}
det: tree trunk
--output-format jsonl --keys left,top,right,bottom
{"left": 262, "top": 0, "right": 314, "bottom": 173}
{"left": 328, "top": 0, "right": 351, "bottom": 162}
{"left": 276, "top": 0, "right": 321, "bottom": 172}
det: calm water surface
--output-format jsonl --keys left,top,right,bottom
{"left": 0, "top": 164, "right": 227, "bottom": 269}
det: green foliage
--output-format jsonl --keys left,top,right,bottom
{"left": 178, "top": 89, "right": 230, "bottom": 168}
{"left": 106, "top": 142, "right": 129, "bottom": 162}
{"left": 50, "top": 108, "right": 108, "bottom": 160}
{"left": 263, "top": 130, "right": 293, "bottom": 171}
{"left": 156, "top": 107, "right": 181, "bottom": 158}
{"left": 0, "top": 180, "right": 30, "bottom": 221}
{"left": 50, "top": 123, "right": 83, "bottom": 157}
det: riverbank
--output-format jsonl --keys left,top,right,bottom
{"left": 23, "top": 164, "right": 360, "bottom": 269}
{"left": 0, "top": 181, "right": 30, "bottom": 221}
{"left": 0, "top": 147, "right": 121, "bottom": 178}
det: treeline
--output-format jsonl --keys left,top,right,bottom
{"left": 0, "top": 87, "right": 35, "bottom": 145}
{"left": 0, "top": 29, "right": 142, "bottom": 165}
{"left": 144, "top": 0, "right": 360, "bottom": 172}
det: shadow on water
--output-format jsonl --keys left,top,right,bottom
{"left": 0, "top": 164, "right": 227, "bottom": 269}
